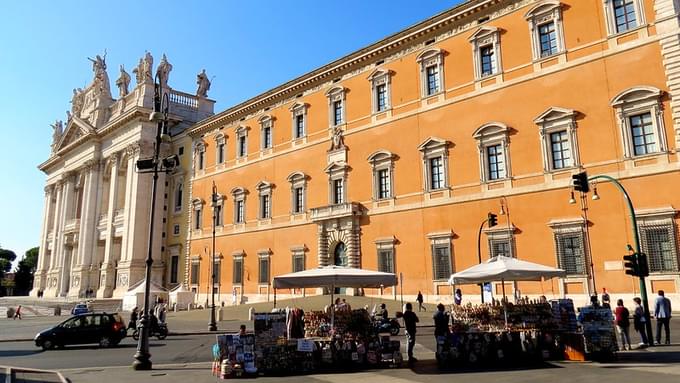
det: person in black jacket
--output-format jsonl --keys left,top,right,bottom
{"left": 403, "top": 303, "right": 419, "bottom": 363}
{"left": 433, "top": 303, "right": 449, "bottom": 337}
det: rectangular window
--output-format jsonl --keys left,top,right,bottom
{"left": 238, "top": 136, "right": 247, "bottom": 157}
{"left": 538, "top": 22, "right": 557, "bottom": 57}
{"left": 260, "top": 195, "right": 270, "bottom": 219}
{"left": 170, "top": 255, "right": 179, "bottom": 284}
{"left": 614, "top": 0, "right": 637, "bottom": 33}
{"left": 293, "top": 187, "right": 304, "bottom": 213}
{"left": 233, "top": 258, "right": 243, "bottom": 284}
{"left": 378, "top": 249, "right": 394, "bottom": 273}
{"left": 173, "top": 224, "right": 180, "bottom": 235}
{"left": 295, "top": 114, "right": 305, "bottom": 138}
{"left": 640, "top": 225, "right": 679, "bottom": 272}
{"left": 213, "top": 262, "right": 221, "bottom": 285}
{"left": 480, "top": 46, "right": 496, "bottom": 76}
{"left": 198, "top": 151, "right": 205, "bottom": 170}
{"left": 630, "top": 112, "right": 656, "bottom": 156}
{"left": 194, "top": 209, "right": 202, "bottom": 230}
{"left": 377, "top": 168, "right": 390, "bottom": 199}
{"left": 489, "top": 239, "right": 512, "bottom": 258}
{"left": 217, "top": 143, "right": 225, "bottom": 164}
{"left": 333, "top": 179, "right": 344, "bottom": 204}
{"left": 263, "top": 126, "right": 272, "bottom": 149}
{"left": 555, "top": 233, "right": 586, "bottom": 275}
{"left": 190, "top": 262, "right": 199, "bottom": 284}
{"left": 429, "top": 157, "right": 443, "bottom": 190}
{"left": 215, "top": 205, "right": 223, "bottom": 226}
{"left": 426, "top": 65, "right": 440, "bottom": 95}
{"left": 550, "top": 130, "right": 571, "bottom": 169}
{"left": 487, "top": 144, "right": 505, "bottom": 180}
{"left": 333, "top": 100, "right": 343, "bottom": 125}
{"left": 376, "top": 84, "right": 387, "bottom": 112}
{"left": 431, "top": 245, "right": 451, "bottom": 281}
{"left": 292, "top": 253, "right": 305, "bottom": 272}
{"left": 258, "top": 257, "right": 270, "bottom": 284}
{"left": 235, "top": 200, "right": 244, "bottom": 223}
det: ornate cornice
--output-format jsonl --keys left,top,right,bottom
{"left": 189, "top": 0, "right": 521, "bottom": 137}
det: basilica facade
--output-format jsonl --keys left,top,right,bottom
{"left": 32, "top": 53, "right": 213, "bottom": 298}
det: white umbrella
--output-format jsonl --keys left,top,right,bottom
{"left": 272, "top": 265, "right": 397, "bottom": 327}
{"left": 448, "top": 256, "right": 565, "bottom": 326}
{"left": 448, "top": 255, "right": 566, "bottom": 285}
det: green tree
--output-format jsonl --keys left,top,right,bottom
{"left": 0, "top": 247, "right": 17, "bottom": 296}
{"left": 14, "top": 247, "right": 39, "bottom": 295}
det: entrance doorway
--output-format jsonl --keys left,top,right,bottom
{"left": 333, "top": 242, "right": 347, "bottom": 294}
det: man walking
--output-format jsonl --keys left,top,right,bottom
{"left": 654, "top": 290, "right": 672, "bottom": 345}
{"left": 416, "top": 291, "right": 425, "bottom": 312}
{"left": 402, "top": 303, "right": 419, "bottom": 363}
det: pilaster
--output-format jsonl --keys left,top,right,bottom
{"left": 31, "top": 184, "right": 54, "bottom": 296}
{"left": 99, "top": 154, "right": 119, "bottom": 298}
{"left": 71, "top": 160, "right": 100, "bottom": 297}
{"left": 655, "top": 0, "right": 680, "bottom": 159}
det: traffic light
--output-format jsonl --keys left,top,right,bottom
{"left": 623, "top": 253, "right": 639, "bottom": 277}
{"left": 488, "top": 212, "right": 498, "bottom": 227}
{"left": 572, "top": 171, "right": 590, "bottom": 193}
{"left": 638, "top": 252, "right": 649, "bottom": 277}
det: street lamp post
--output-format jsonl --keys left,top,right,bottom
{"left": 589, "top": 174, "right": 654, "bottom": 345}
{"left": 208, "top": 181, "right": 218, "bottom": 331}
{"left": 132, "top": 73, "right": 179, "bottom": 371}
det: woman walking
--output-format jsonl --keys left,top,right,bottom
{"left": 633, "top": 297, "right": 649, "bottom": 346}
{"left": 614, "top": 299, "right": 632, "bottom": 350}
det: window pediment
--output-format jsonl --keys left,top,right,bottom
{"left": 231, "top": 186, "right": 248, "bottom": 197}
{"left": 468, "top": 26, "right": 500, "bottom": 42}
{"left": 258, "top": 114, "right": 274, "bottom": 124}
{"left": 194, "top": 140, "right": 206, "bottom": 152}
{"left": 524, "top": 1, "right": 561, "bottom": 19}
{"left": 367, "top": 150, "right": 396, "bottom": 163}
{"left": 534, "top": 107, "right": 576, "bottom": 124}
{"left": 325, "top": 85, "right": 346, "bottom": 97}
{"left": 417, "top": 137, "right": 450, "bottom": 152}
{"left": 214, "top": 133, "right": 226, "bottom": 143}
{"left": 324, "top": 161, "right": 350, "bottom": 174}
{"left": 235, "top": 125, "right": 250, "bottom": 134}
{"left": 367, "top": 68, "right": 393, "bottom": 81}
{"left": 473, "top": 122, "right": 509, "bottom": 140}
{"left": 255, "top": 180, "right": 274, "bottom": 192}
{"left": 416, "top": 48, "right": 444, "bottom": 63}
{"left": 191, "top": 198, "right": 204, "bottom": 209}
{"left": 610, "top": 86, "right": 663, "bottom": 107}
{"left": 289, "top": 102, "right": 308, "bottom": 112}
{"left": 286, "top": 171, "right": 308, "bottom": 183}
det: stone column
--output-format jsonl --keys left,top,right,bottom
{"left": 317, "top": 224, "right": 328, "bottom": 267}
{"left": 31, "top": 184, "right": 54, "bottom": 296}
{"left": 99, "top": 154, "right": 119, "bottom": 298}
{"left": 58, "top": 172, "right": 77, "bottom": 297}
{"left": 45, "top": 181, "right": 64, "bottom": 297}
{"left": 70, "top": 160, "right": 100, "bottom": 297}
{"left": 347, "top": 222, "right": 361, "bottom": 269}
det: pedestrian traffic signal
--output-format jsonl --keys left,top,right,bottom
{"left": 488, "top": 212, "right": 498, "bottom": 227}
{"left": 637, "top": 252, "right": 649, "bottom": 277}
{"left": 572, "top": 171, "right": 589, "bottom": 193}
{"left": 623, "top": 253, "right": 640, "bottom": 277}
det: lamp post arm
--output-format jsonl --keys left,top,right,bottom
{"left": 477, "top": 218, "right": 487, "bottom": 302}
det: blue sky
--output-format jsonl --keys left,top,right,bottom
{"left": 0, "top": 0, "right": 460, "bottom": 262}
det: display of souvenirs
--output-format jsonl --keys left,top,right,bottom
{"left": 551, "top": 299, "right": 578, "bottom": 332}
{"left": 450, "top": 300, "right": 557, "bottom": 332}
{"left": 304, "top": 311, "right": 331, "bottom": 338}
{"left": 254, "top": 312, "right": 287, "bottom": 346}
{"left": 216, "top": 333, "right": 257, "bottom": 378}
{"left": 577, "top": 306, "right": 618, "bottom": 356}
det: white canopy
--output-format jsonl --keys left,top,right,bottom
{"left": 272, "top": 265, "right": 397, "bottom": 289}
{"left": 448, "top": 255, "right": 566, "bottom": 285}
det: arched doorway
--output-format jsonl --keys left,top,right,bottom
{"left": 333, "top": 242, "right": 347, "bottom": 294}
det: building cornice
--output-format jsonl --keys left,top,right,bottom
{"left": 189, "top": 0, "right": 513, "bottom": 137}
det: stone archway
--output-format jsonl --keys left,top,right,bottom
{"left": 333, "top": 242, "right": 348, "bottom": 267}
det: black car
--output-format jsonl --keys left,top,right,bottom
{"left": 35, "top": 312, "right": 127, "bottom": 350}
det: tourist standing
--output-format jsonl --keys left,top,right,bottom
{"left": 402, "top": 302, "right": 419, "bottom": 363}
{"left": 654, "top": 290, "right": 672, "bottom": 345}
{"left": 601, "top": 288, "right": 611, "bottom": 308}
{"left": 633, "top": 297, "right": 649, "bottom": 346}
{"left": 454, "top": 289, "right": 462, "bottom": 306}
{"left": 433, "top": 303, "right": 449, "bottom": 337}
{"left": 614, "top": 299, "right": 632, "bottom": 350}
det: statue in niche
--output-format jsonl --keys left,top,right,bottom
{"left": 196, "top": 69, "right": 211, "bottom": 98}
{"left": 50, "top": 120, "right": 63, "bottom": 150}
{"left": 330, "top": 125, "right": 346, "bottom": 151}
{"left": 115, "top": 65, "right": 131, "bottom": 98}
{"left": 70, "top": 88, "right": 84, "bottom": 115}
{"left": 156, "top": 54, "right": 172, "bottom": 88}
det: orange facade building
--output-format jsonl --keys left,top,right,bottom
{"left": 186, "top": 0, "right": 680, "bottom": 307}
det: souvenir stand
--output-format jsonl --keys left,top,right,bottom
{"left": 442, "top": 256, "right": 569, "bottom": 367}
{"left": 213, "top": 266, "right": 401, "bottom": 379}
{"left": 577, "top": 306, "right": 618, "bottom": 358}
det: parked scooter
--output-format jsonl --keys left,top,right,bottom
{"left": 132, "top": 321, "right": 168, "bottom": 340}
{"left": 371, "top": 315, "right": 400, "bottom": 335}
